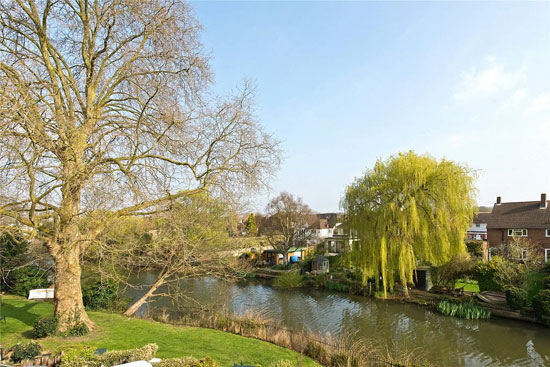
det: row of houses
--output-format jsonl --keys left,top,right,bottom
{"left": 257, "top": 192, "right": 550, "bottom": 266}
{"left": 466, "top": 193, "right": 550, "bottom": 262}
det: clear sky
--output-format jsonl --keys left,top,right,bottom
{"left": 191, "top": 1, "right": 550, "bottom": 213}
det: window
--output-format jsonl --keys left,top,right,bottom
{"left": 508, "top": 229, "right": 528, "bottom": 237}
{"left": 521, "top": 249, "right": 528, "bottom": 260}
{"left": 476, "top": 224, "right": 481, "bottom": 227}
{"left": 546, "top": 249, "right": 550, "bottom": 263}
{"left": 546, "top": 229, "right": 550, "bottom": 237}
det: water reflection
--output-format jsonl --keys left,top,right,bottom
{"left": 125, "top": 273, "right": 550, "bottom": 367}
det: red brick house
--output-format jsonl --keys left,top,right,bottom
{"left": 486, "top": 193, "right": 550, "bottom": 262}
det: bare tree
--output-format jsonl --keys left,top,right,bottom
{"left": 0, "top": 0, "right": 280, "bottom": 330}
{"left": 85, "top": 194, "right": 246, "bottom": 317}
{"left": 264, "top": 192, "right": 312, "bottom": 265}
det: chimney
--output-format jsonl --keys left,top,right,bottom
{"left": 496, "top": 196, "right": 501, "bottom": 205}
{"left": 541, "top": 193, "right": 547, "bottom": 209}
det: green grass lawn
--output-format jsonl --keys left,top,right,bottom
{"left": 0, "top": 295, "right": 317, "bottom": 367}
{"left": 455, "top": 279, "right": 480, "bottom": 293}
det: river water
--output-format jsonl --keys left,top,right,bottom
{"left": 125, "top": 272, "right": 550, "bottom": 367}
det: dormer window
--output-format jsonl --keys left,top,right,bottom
{"left": 508, "top": 229, "right": 527, "bottom": 237}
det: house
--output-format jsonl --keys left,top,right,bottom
{"left": 261, "top": 246, "right": 313, "bottom": 265}
{"left": 307, "top": 213, "right": 342, "bottom": 242}
{"left": 466, "top": 212, "right": 491, "bottom": 241}
{"left": 486, "top": 194, "right": 550, "bottom": 262}
{"left": 323, "top": 222, "right": 359, "bottom": 253}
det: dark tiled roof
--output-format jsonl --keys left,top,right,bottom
{"left": 307, "top": 213, "right": 342, "bottom": 229}
{"left": 487, "top": 201, "right": 550, "bottom": 229}
{"left": 473, "top": 212, "right": 491, "bottom": 224}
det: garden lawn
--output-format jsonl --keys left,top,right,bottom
{"left": 455, "top": 279, "right": 480, "bottom": 293}
{"left": 0, "top": 295, "right": 318, "bottom": 367}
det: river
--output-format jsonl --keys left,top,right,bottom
{"left": 125, "top": 272, "right": 550, "bottom": 367}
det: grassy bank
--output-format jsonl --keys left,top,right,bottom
{"left": 0, "top": 295, "right": 318, "bottom": 367}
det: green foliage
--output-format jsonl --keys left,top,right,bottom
{"left": 465, "top": 241, "right": 484, "bottom": 259}
{"left": 59, "top": 344, "right": 158, "bottom": 367}
{"left": 154, "top": 357, "right": 200, "bottom": 367}
{"left": 245, "top": 213, "right": 258, "bottom": 237}
{"left": 273, "top": 271, "right": 303, "bottom": 288}
{"left": 505, "top": 287, "right": 527, "bottom": 309}
{"left": 473, "top": 257, "right": 526, "bottom": 292}
{"left": 532, "top": 289, "right": 550, "bottom": 326}
{"left": 268, "top": 360, "right": 295, "bottom": 367}
{"left": 32, "top": 315, "right": 59, "bottom": 338}
{"left": 542, "top": 275, "right": 550, "bottom": 290}
{"left": 5, "top": 265, "right": 50, "bottom": 297}
{"left": 436, "top": 299, "right": 491, "bottom": 320}
{"left": 432, "top": 253, "right": 475, "bottom": 290}
{"left": 325, "top": 280, "right": 350, "bottom": 293}
{"left": 343, "top": 151, "right": 476, "bottom": 297}
{"left": 10, "top": 342, "right": 41, "bottom": 363}
{"left": 82, "top": 279, "right": 122, "bottom": 310}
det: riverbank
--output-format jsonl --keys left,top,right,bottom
{"left": 0, "top": 295, "right": 319, "bottom": 367}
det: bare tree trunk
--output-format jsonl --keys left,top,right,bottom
{"left": 52, "top": 245, "right": 93, "bottom": 331}
{"left": 124, "top": 273, "right": 167, "bottom": 317}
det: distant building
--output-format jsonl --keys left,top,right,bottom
{"left": 487, "top": 193, "right": 550, "bottom": 262}
{"left": 466, "top": 212, "right": 491, "bottom": 241}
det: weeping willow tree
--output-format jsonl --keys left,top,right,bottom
{"left": 342, "top": 151, "right": 477, "bottom": 297}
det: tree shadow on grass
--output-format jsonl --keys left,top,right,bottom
{"left": 1, "top": 301, "right": 45, "bottom": 327}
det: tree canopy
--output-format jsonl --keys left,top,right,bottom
{"left": 342, "top": 151, "right": 477, "bottom": 296}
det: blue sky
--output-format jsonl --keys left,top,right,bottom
{"left": 191, "top": 1, "right": 550, "bottom": 212}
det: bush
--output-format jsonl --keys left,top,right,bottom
{"left": 32, "top": 315, "right": 59, "bottom": 338}
{"left": 465, "top": 241, "right": 484, "bottom": 259}
{"left": 273, "top": 271, "right": 303, "bottom": 288}
{"left": 82, "top": 279, "right": 121, "bottom": 310}
{"left": 60, "top": 344, "right": 158, "bottom": 367}
{"left": 10, "top": 342, "right": 41, "bottom": 363}
{"left": 432, "top": 253, "right": 475, "bottom": 290}
{"left": 505, "top": 287, "right": 527, "bottom": 309}
{"left": 474, "top": 256, "right": 525, "bottom": 292}
{"left": 66, "top": 321, "right": 89, "bottom": 336}
{"left": 268, "top": 360, "right": 294, "bottom": 367}
{"left": 6, "top": 265, "right": 50, "bottom": 297}
{"left": 99, "top": 343, "right": 158, "bottom": 366}
{"left": 532, "top": 289, "right": 550, "bottom": 326}
{"left": 542, "top": 275, "right": 550, "bottom": 290}
{"left": 154, "top": 357, "right": 199, "bottom": 367}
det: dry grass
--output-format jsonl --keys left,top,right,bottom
{"left": 141, "top": 307, "right": 427, "bottom": 367}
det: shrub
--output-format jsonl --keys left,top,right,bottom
{"left": 10, "top": 342, "right": 41, "bottom": 363}
{"left": 66, "top": 321, "right": 89, "bottom": 336}
{"left": 268, "top": 360, "right": 294, "bottom": 367}
{"left": 82, "top": 279, "right": 121, "bottom": 310}
{"left": 542, "top": 275, "right": 550, "bottom": 290}
{"left": 32, "top": 315, "right": 59, "bottom": 338}
{"left": 532, "top": 289, "right": 550, "bottom": 326}
{"left": 474, "top": 256, "right": 525, "bottom": 292}
{"left": 273, "top": 271, "right": 303, "bottom": 288}
{"left": 432, "top": 253, "right": 475, "bottom": 290}
{"left": 465, "top": 241, "right": 484, "bottom": 259}
{"left": 6, "top": 265, "right": 49, "bottom": 297}
{"left": 436, "top": 299, "right": 490, "bottom": 320}
{"left": 154, "top": 357, "right": 199, "bottom": 367}
{"left": 99, "top": 343, "right": 158, "bottom": 366}
{"left": 325, "top": 280, "right": 350, "bottom": 293}
{"left": 60, "top": 344, "right": 158, "bottom": 367}
{"left": 505, "top": 287, "right": 527, "bottom": 309}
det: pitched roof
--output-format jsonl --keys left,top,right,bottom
{"left": 473, "top": 212, "right": 491, "bottom": 224}
{"left": 487, "top": 201, "right": 550, "bottom": 229}
{"left": 307, "top": 213, "right": 342, "bottom": 229}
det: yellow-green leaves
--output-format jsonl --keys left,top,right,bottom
{"left": 343, "top": 151, "right": 477, "bottom": 297}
